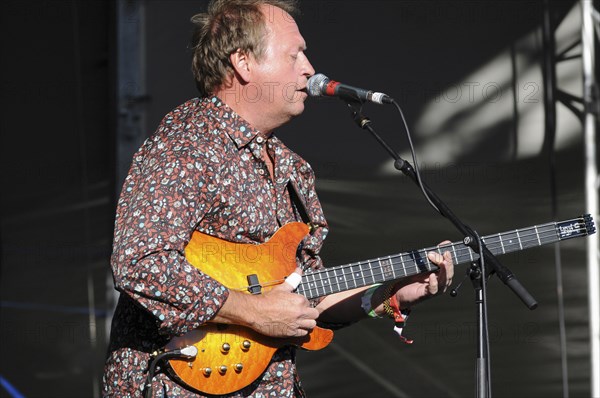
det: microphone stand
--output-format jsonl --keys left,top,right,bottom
{"left": 344, "top": 101, "right": 538, "bottom": 398}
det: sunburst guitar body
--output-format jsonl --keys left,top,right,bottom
{"left": 165, "top": 222, "right": 333, "bottom": 395}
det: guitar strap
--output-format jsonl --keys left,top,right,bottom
{"left": 287, "top": 177, "right": 315, "bottom": 234}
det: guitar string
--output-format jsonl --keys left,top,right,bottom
{"left": 298, "top": 227, "right": 566, "bottom": 297}
{"left": 296, "top": 222, "right": 587, "bottom": 298}
{"left": 229, "top": 218, "right": 586, "bottom": 296}
{"left": 288, "top": 222, "right": 583, "bottom": 297}
{"left": 298, "top": 218, "right": 589, "bottom": 297}
{"left": 305, "top": 225, "right": 563, "bottom": 281}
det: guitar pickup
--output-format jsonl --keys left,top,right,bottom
{"left": 247, "top": 274, "right": 262, "bottom": 295}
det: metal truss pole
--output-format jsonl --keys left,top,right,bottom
{"left": 109, "top": 0, "right": 148, "bottom": 334}
{"left": 581, "top": 1, "right": 600, "bottom": 395}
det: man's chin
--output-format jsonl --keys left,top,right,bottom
{"left": 290, "top": 102, "right": 305, "bottom": 117}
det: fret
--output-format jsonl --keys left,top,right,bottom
{"left": 409, "top": 249, "right": 428, "bottom": 272}
{"left": 382, "top": 255, "right": 395, "bottom": 282}
{"left": 322, "top": 270, "right": 331, "bottom": 294}
{"left": 412, "top": 252, "right": 419, "bottom": 274}
{"left": 336, "top": 269, "right": 344, "bottom": 292}
{"left": 400, "top": 254, "right": 408, "bottom": 277}
{"left": 339, "top": 265, "right": 349, "bottom": 291}
{"left": 455, "top": 246, "right": 466, "bottom": 264}
{"left": 316, "top": 271, "right": 324, "bottom": 296}
{"left": 306, "top": 272, "right": 314, "bottom": 297}
{"left": 305, "top": 273, "right": 316, "bottom": 298}
{"left": 520, "top": 229, "right": 540, "bottom": 249}
{"left": 534, "top": 225, "right": 542, "bottom": 246}
{"left": 501, "top": 231, "right": 519, "bottom": 254}
{"left": 337, "top": 265, "right": 348, "bottom": 290}
{"left": 371, "top": 258, "right": 383, "bottom": 283}
{"left": 395, "top": 255, "right": 404, "bottom": 278}
{"left": 499, "top": 233, "right": 506, "bottom": 254}
{"left": 343, "top": 265, "right": 349, "bottom": 291}
{"left": 333, "top": 267, "right": 344, "bottom": 292}
{"left": 349, "top": 263, "right": 362, "bottom": 289}
{"left": 397, "top": 254, "right": 409, "bottom": 276}
{"left": 451, "top": 244, "right": 460, "bottom": 265}
{"left": 359, "top": 262, "right": 366, "bottom": 287}
{"left": 482, "top": 234, "right": 500, "bottom": 256}
{"left": 361, "top": 261, "right": 374, "bottom": 286}
{"left": 369, "top": 261, "right": 377, "bottom": 285}
{"left": 515, "top": 228, "right": 524, "bottom": 250}
{"left": 323, "top": 269, "right": 332, "bottom": 295}
{"left": 309, "top": 273, "right": 318, "bottom": 297}
{"left": 309, "top": 272, "right": 320, "bottom": 297}
{"left": 424, "top": 250, "right": 433, "bottom": 271}
{"left": 327, "top": 267, "right": 336, "bottom": 293}
{"left": 330, "top": 268, "right": 338, "bottom": 293}
{"left": 301, "top": 273, "right": 308, "bottom": 297}
{"left": 422, "top": 250, "right": 431, "bottom": 270}
{"left": 390, "top": 256, "right": 398, "bottom": 280}
{"left": 390, "top": 256, "right": 403, "bottom": 278}
{"left": 423, "top": 250, "right": 431, "bottom": 270}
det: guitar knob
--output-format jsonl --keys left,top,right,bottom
{"left": 221, "top": 343, "right": 231, "bottom": 353}
{"left": 241, "top": 340, "right": 251, "bottom": 351}
{"left": 219, "top": 365, "right": 228, "bottom": 374}
{"left": 203, "top": 368, "right": 212, "bottom": 376}
{"left": 234, "top": 363, "right": 243, "bottom": 372}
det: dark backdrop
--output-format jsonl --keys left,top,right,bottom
{"left": 1, "top": 1, "right": 596, "bottom": 397}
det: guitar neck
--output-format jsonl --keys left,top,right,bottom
{"left": 296, "top": 215, "right": 595, "bottom": 300}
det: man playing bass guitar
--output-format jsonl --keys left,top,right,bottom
{"left": 102, "top": 1, "right": 454, "bottom": 396}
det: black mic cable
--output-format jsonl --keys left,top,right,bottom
{"left": 389, "top": 99, "right": 440, "bottom": 214}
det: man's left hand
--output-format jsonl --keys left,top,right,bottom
{"left": 394, "top": 241, "right": 454, "bottom": 309}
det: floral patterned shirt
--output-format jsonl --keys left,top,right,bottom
{"left": 103, "top": 96, "right": 328, "bottom": 397}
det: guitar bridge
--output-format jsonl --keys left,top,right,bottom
{"left": 247, "top": 274, "right": 262, "bottom": 295}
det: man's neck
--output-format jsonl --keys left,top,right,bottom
{"left": 213, "top": 88, "right": 278, "bottom": 136}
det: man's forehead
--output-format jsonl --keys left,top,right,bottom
{"left": 259, "top": 3, "right": 302, "bottom": 38}
{"left": 259, "top": 4, "right": 297, "bottom": 25}
{"left": 260, "top": 4, "right": 305, "bottom": 48}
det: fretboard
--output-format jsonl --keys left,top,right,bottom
{"left": 295, "top": 215, "right": 595, "bottom": 300}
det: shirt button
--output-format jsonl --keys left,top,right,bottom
{"left": 256, "top": 136, "right": 264, "bottom": 144}
{"left": 258, "top": 169, "right": 265, "bottom": 175}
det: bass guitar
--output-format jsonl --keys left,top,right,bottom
{"left": 165, "top": 214, "right": 595, "bottom": 395}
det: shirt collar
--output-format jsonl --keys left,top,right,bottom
{"left": 201, "top": 95, "right": 263, "bottom": 149}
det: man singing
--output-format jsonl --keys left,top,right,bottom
{"left": 103, "top": 1, "right": 453, "bottom": 396}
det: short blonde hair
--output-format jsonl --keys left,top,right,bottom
{"left": 190, "top": 0, "right": 298, "bottom": 97}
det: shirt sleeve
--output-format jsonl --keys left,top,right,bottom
{"left": 110, "top": 120, "right": 229, "bottom": 337}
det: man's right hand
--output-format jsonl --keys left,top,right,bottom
{"left": 212, "top": 268, "right": 319, "bottom": 338}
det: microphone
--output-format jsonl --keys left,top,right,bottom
{"left": 307, "top": 73, "right": 394, "bottom": 105}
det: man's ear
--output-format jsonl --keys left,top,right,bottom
{"left": 230, "top": 49, "right": 252, "bottom": 84}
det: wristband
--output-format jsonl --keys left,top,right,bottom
{"left": 360, "top": 284, "right": 382, "bottom": 318}
{"left": 388, "top": 289, "right": 413, "bottom": 344}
